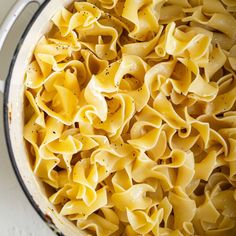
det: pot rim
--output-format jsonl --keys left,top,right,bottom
{"left": 2, "top": 1, "right": 63, "bottom": 235}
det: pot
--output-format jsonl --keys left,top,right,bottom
{"left": 0, "top": 0, "right": 86, "bottom": 235}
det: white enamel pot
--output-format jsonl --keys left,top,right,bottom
{"left": 0, "top": 1, "right": 86, "bottom": 235}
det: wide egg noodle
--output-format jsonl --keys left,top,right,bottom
{"left": 24, "top": 0, "right": 236, "bottom": 235}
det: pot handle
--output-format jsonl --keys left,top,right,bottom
{"left": 0, "top": 0, "right": 45, "bottom": 93}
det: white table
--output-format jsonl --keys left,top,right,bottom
{"left": 0, "top": 1, "right": 54, "bottom": 235}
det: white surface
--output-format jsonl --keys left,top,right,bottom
{"left": 0, "top": 1, "right": 54, "bottom": 235}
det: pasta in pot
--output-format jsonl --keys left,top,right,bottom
{"left": 24, "top": 0, "right": 236, "bottom": 235}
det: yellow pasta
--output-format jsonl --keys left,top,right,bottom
{"left": 24, "top": 0, "right": 236, "bottom": 235}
